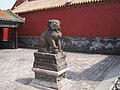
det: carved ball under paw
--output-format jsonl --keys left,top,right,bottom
{"left": 52, "top": 48, "right": 59, "bottom": 54}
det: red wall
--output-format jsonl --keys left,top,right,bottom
{"left": 18, "top": 2, "right": 120, "bottom": 37}
{"left": 0, "top": 28, "right": 9, "bottom": 41}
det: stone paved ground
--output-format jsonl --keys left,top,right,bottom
{"left": 0, "top": 49, "right": 120, "bottom": 90}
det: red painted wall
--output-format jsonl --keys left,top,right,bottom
{"left": 3, "top": 28, "right": 9, "bottom": 41}
{"left": 0, "top": 28, "right": 9, "bottom": 41}
{"left": 18, "top": 2, "right": 120, "bottom": 37}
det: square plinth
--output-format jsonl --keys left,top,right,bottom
{"left": 30, "top": 51, "right": 70, "bottom": 90}
{"left": 33, "top": 52, "right": 67, "bottom": 71}
{"left": 30, "top": 67, "right": 70, "bottom": 90}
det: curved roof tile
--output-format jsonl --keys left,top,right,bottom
{"left": 12, "top": 0, "right": 118, "bottom": 14}
{"left": 0, "top": 9, "right": 25, "bottom": 23}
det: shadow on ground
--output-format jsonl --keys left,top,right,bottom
{"left": 15, "top": 55, "right": 120, "bottom": 86}
{"left": 66, "top": 55, "right": 120, "bottom": 82}
{"left": 16, "top": 77, "right": 33, "bottom": 85}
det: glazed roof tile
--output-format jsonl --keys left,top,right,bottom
{"left": 12, "top": 0, "right": 117, "bottom": 14}
{"left": 0, "top": 9, "right": 25, "bottom": 23}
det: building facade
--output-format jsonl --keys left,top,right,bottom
{"left": 0, "top": 10, "right": 25, "bottom": 49}
{"left": 12, "top": 0, "right": 120, "bottom": 54}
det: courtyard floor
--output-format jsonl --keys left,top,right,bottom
{"left": 0, "top": 49, "right": 120, "bottom": 90}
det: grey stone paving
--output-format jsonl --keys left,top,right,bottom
{"left": 0, "top": 49, "right": 120, "bottom": 90}
{"left": 95, "top": 64, "right": 120, "bottom": 90}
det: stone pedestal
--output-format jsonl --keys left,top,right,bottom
{"left": 30, "top": 51, "right": 70, "bottom": 90}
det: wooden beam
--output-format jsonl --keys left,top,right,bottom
{"left": 0, "top": 24, "right": 18, "bottom": 28}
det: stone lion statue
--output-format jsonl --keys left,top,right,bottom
{"left": 38, "top": 19, "right": 62, "bottom": 54}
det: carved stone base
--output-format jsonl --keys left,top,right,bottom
{"left": 30, "top": 52, "right": 70, "bottom": 90}
{"left": 30, "top": 68, "right": 70, "bottom": 90}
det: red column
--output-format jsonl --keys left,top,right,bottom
{"left": 3, "top": 28, "right": 9, "bottom": 41}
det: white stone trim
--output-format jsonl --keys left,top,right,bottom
{"left": 32, "top": 67, "right": 69, "bottom": 76}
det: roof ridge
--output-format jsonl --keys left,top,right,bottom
{"left": 7, "top": 9, "right": 25, "bottom": 21}
{"left": 11, "top": 0, "right": 28, "bottom": 10}
{"left": 12, "top": 0, "right": 120, "bottom": 14}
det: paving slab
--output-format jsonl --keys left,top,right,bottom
{"left": 0, "top": 49, "right": 120, "bottom": 90}
{"left": 95, "top": 64, "right": 120, "bottom": 90}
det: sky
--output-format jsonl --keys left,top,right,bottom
{"left": 0, "top": 0, "right": 16, "bottom": 10}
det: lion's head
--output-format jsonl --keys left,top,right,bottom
{"left": 48, "top": 19, "right": 61, "bottom": 30}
